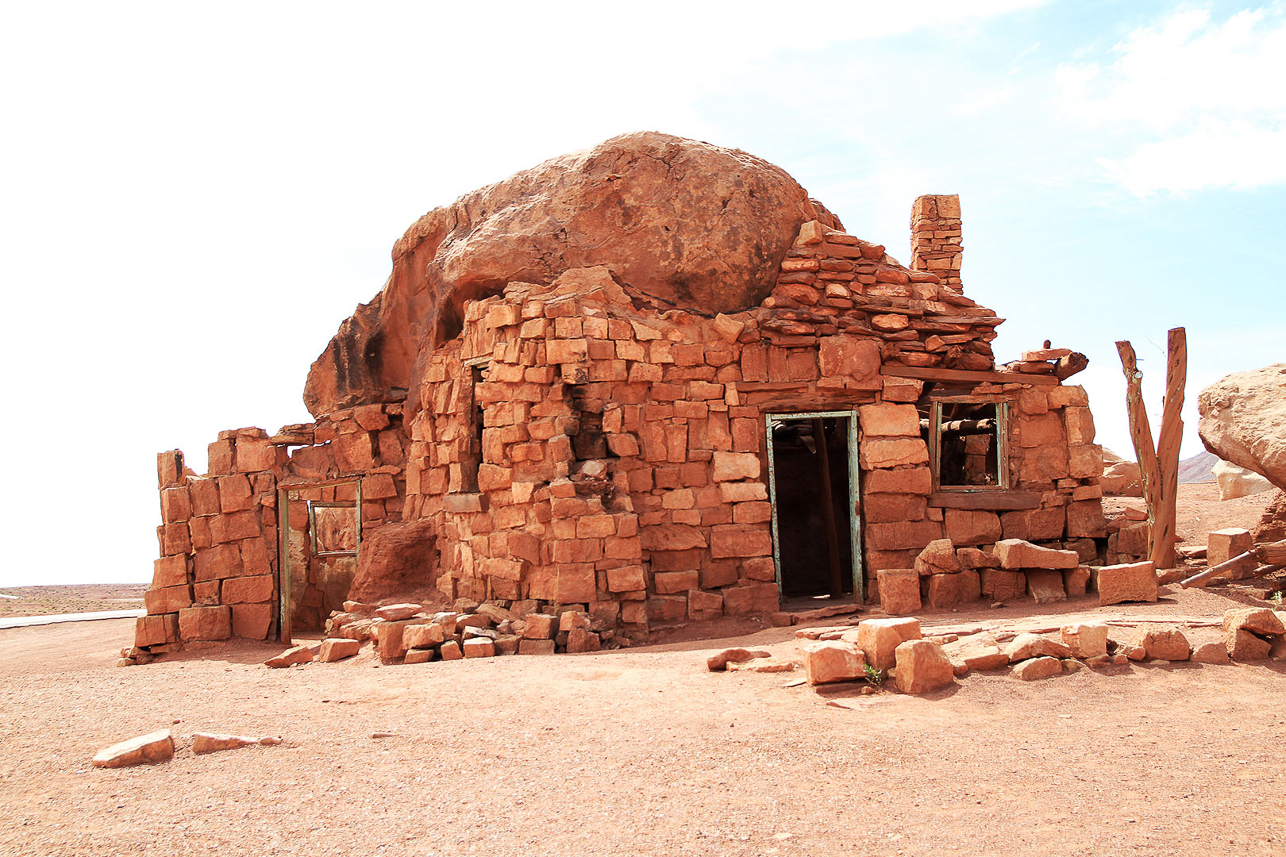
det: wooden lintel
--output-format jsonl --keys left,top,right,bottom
{"left": 928, "top": 490, "right": 1041, "bottom": 510}
{"left": 880, "top": 365, "right": 1059, "bottom": 386}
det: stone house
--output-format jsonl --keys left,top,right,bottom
{"left": 138, "top": 135, "right": 1108, "bottom": 654}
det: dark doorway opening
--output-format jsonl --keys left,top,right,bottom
{"left": 768, "top": 415, "right": 858, "bottom": 601}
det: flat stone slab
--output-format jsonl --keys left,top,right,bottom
{"left": 92, "top": 730, "right": 174, "bottom": 768}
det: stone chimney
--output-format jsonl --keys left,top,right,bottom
{"left": 910, "top": 194, "right": 962, "bottom": 292}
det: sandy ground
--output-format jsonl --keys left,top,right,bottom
{"left": 2, "top": 484, "right": 1283, "bottom": 856}
{"left": 0, "top": 584, "right": 145, "bottom": 618}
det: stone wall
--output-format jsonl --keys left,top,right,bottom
{"left": 141, "top": 201, "right": 1110, "bottom": 653}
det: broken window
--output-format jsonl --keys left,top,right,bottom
{"left": 928, "top": 399, "right": 1009, "bottom": 490}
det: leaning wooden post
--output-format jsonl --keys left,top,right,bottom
{"left": 1115, "top": 328, "right": 1186, "bottom": 569}
{"left": 1152, "top": 328, "right": 1186, "bottom": 569}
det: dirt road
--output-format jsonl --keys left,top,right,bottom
{"left": 2, "top": 598, "right": 1284, "bottom": 857}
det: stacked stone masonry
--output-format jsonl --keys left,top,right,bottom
{"left": 140, "top": 192, "right": 1116, "bottom": 655}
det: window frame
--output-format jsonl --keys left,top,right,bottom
{"left": 928, "top": 395, "right": 1012, "bottom": 493}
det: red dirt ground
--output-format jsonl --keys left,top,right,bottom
{"left": 1, "top": 485, "right": 1282, "bottom": 856}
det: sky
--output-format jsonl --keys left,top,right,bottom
{"left": 1, "top": 1, "right": 1282, "bottom": 587}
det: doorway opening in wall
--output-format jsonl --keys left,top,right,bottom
{"left": 276, "top": 477, "right": 363, "bottom": 643}
{"left": 766, "top": 411, "right": 863, "bottom": 604}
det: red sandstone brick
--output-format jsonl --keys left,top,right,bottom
{"left": 862, "top": 493, "right": 927, "bottom": 524}
{"left": 722, "top": 582, "right": 780, "bottom": 616}
{"left": 145, "top": 584, "right": 192, "bottom": 615}
{"left": 161, "top": 523, "right": 191, "bottom": 556}
{"left": 240, "top": 538, "right": 271, "bottom": 576}
{"left": 152, "top": 555, "right": 187, "bottom": 589}
{"left": 655, "top": 570, "right": 698, "bottom": 594}
{"left": 210, "top": 510, "right": 260, "bottom": 544}
{"left": 231, "top": 603, "right": 273, "bottom": 640}
{"left": 222, "top": 574, "right": 273, "bottom": 604}
{"left": 207, "top": 440, "right": 234, "bottom": 476}
{"left": 160, "top": 487, "right": 191, "bottom": 524}
{"left": 333, "top": 431, "right": 376, "bottom": 472}
{"left": 740, "top": 557, "right": 777, "bottom": 582}
{"left": 710, "top": 524, "right": 773, "bottom": 559}
{"left": 866, "top": 520, "right": 944, "bottom": 551}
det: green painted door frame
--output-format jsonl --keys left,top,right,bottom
{"left": 765, "top": 410, "right": 863, "bottom": 603}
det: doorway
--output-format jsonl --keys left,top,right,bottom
{"left": 276, "top": 478, "right": 363, "bottom": 642}
{"left": 766, "top": 411, "right": 863, "bottom": 603}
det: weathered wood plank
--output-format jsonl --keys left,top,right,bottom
{"left": 879, "top": 365, "right": 1059, "bottom": 386}
{"left": 928, "top": 490, "right": 1042, "bottom": 510}
{"left": 1115, "top": 340, "right": 1162, "bottom": 551}
{"left": 1151, "top": 328, "right": 1186, "bottom": 569}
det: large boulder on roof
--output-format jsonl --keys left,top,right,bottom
{"left": 303, "top": 131, "right": 822, "bottom": 417}
{"left": 1198, "top": 364, "right": 1286, "bottom": 490}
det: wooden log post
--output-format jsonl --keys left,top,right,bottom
{"left": 1116, "top": 328, "right": 1186, "bottom": 570}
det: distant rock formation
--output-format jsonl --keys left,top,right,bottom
{"left": 303, "top": 132, "right": 823, "bottom": 417}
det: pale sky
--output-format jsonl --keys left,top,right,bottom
{"left": 2, "top": 1, "right": 1282, "bottom": 587}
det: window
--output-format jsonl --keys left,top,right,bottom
{"left": 928, "top": 398, "right": 1009, "bottom": 491}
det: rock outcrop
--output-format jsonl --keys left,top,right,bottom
{"left": 1198, "top": 364, "right": 1286, "bottom": 490}
{"left": 304, "top": 132, "right": 823, "bottom": 417}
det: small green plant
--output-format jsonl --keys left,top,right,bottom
{"left": 863, "top": 664, "right": 885, "bottom": 687}
{"left": 1271, "top": 591, "right": 1283, "bottom": 609}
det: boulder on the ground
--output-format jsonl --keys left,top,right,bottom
{"left": 1223, "top": 608, "right": 1286, "bottom": 638}
{"left": 1097, "top": 561, "right": 1158, "bottom": 605}
{"left": 1005, "top": 633, "right": 1072, "bottom": 663}
{"left": 91, "top": 730, "right": 175, "bottom": 768}
{"left": 1012, "top": 657, "right": 1063, "bottom": 680}
{"left": 801, "top": 641, "right": 866, "bottom": 685}
{"left": 1026, "top": 569, "right": 1066, "bottom": 603}
{"left": 1227, "top": 628, "right": 1273, "bottom": 661}
{"left": 1191, "top": 641, "right": 1230, "bottom": 664}
{"left": 191, "top": 733, "right": 281, "bottom": 754}
{"left": 265, "top": 643, "right": 318, "bottom": 668}
{"left": 1101, "top": 448, "right": 1143, "bottom": 497}
{"left": 852, "top": 617, "right": 922, "bottom": 671}
{"left": 1061, "top": 623, "right": 1108, "bottom": 658}
{"left": 1198, "top": 364, "right": 1286, "bottom": 490}
{"left": 318, "top": 638, "right": 360, "bottom": 663}
{"left": 707, "top": 647, "right": 771, "bottom": 671}
{"left": 943, "top": 633, "right": 1009, "bottom": 672}
{"left": 1213, "top": 460, "right": 1274, "bottom": 500}
{"left": 893, "top": 640, "right": 954, "bottom": 694}
{"left": 1127, "top": 624, "right": 1191, "bottom": 661}
{"left": 304, "top": 132, "right": 822, "bottom": 417}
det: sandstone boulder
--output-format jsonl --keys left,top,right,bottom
{"left": 347, "top": 520, "right": 437, "bottom": 604}
{"left": 914, "top": 539, "right": 960, "bottom": 576}
{"left": 1222, "top": 607, "right": 1285, "bottom": 638}
{"left": 1012, "top": 657, "right": 1062, "bottom": 681}
{"left": 853, "top": 617, "right": 921, "bottom": 671}
{"left": 1198, "top": 364, "right": 1286, "bottom": 490}
{"left": 1213, "top": 460, "right": 1274, "bottom": 500}
{"left": 1097, "top": 561, "right": 1158, "bottom": 606}
{"left": 1191, "top": 641, "right": 1230, "bottom": 664}
{"left": 265, "top": 643, "right": 318, "bottom": 668}
{"left": 318, "top": 638, "right": 360, "bottom": 662}
{"left": 801, "top": 641, "right": 866, "bottom": 685}
{"left": 91, "top": 730, "right": 174, "bottom": 768}
{"left": 707, "top": 647, "right": 771, "bottom": 671}
{"left": 1127, "top": 624, "right": 1190, "bottom": 661}
{"left": 876, "top": 568, "right": 921, "bottom": 615}
{"left": 1101, "top": 448, "right": 1144, "bottom": 497}
{"left": 1005, "top": 633, "right": 1072, "bottom": 663}
{"left": 1061, "top": 623, "right": 1108, "bottom": 659}
{"left": 994, "top": 539, "right": 1078, "bottom": 570}
{"left": 191, "top": 733, "right": 281, "bottom": 754}
{"left": 304, "top": 132, "right": 821, "bottom": 416}
{"left": 893, "top": 640, "right": 954, "bottom": 694}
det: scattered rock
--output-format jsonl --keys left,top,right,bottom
{"left": 1222, "top": 607, "right": 1286, "bottom": 637}
{"left": 707, "top": 647, "right": 771, "bottom": 671}
{"left": 1005, "top": 633, "right": 1071, "bottom": 663}
{"left": 801, "top": 641, "right": 866, "bottom": 685}
{"left": 265, "top": 643, "right": 318, "bottom": 668}
{"left": 727, "top": 658, "right": 796, "bottom": 673}
{"left": 404, "top": 648, "right": 436, "bottom": 664}
{"left": 191, "top": 733, "right": 280, "bottom": 754}
{"left": 440, "top": 641, "right": 463, "bottom": 660}
{"left": 893, "top": 640, "right": 954, "bottom": 694}
{"left": 1012, "top": 657, "right": 1062, "bottom": 681}
{"left": 1191, "top": 642, "right": 1230, "bottom": 664}
{"left": 852, "top": 617, "right": 922, "bottom": 671}
{"left": 1061, "top": 623, "right": 1108, "bottom": 659}
{"left": 1127, "top": 624, "right": 1191, "bottom": 661}
{"left": 92, "top": 730, "right": 175, "bottom": 769}
{"left": 1097, "top": 561, "right": 1159, "bottom": 606}
{"left": 317, "top": 638, "right": 360, "bottom": 663}
{"left": 462, "top": 638, "right": 495, "bottom": 658}
{"left": 1227, "top": 628, "right": 1273, "bottom": 661}
{"left": 374, "top": 603, "right": 423, "bottom": 622}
